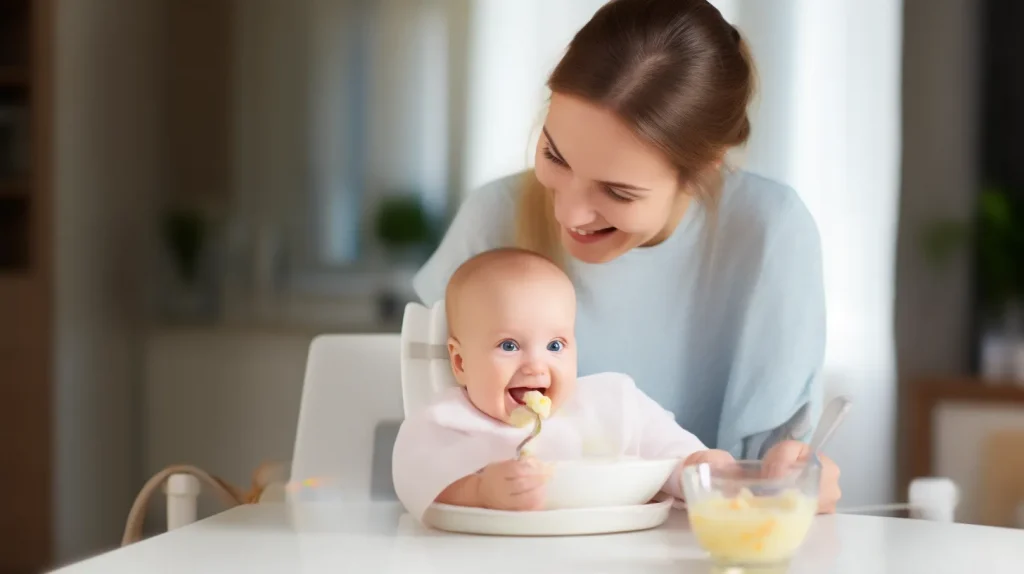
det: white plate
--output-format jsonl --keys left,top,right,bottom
{"left": 422, "top": 493, "right": 675, "bottom": 536}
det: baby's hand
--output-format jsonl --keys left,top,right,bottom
{"left": 478, "top": 457, "right": 551, "bottom": 511}
{"left": 683, "top": 449, "right": 735, "bottom": 468}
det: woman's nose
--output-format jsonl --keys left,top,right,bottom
{"left": 552, "top": 178, "right": 596, "bottom": 228}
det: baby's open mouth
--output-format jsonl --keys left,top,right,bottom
{"left": 508, "top": 387, "right": 547, "bottom": 405}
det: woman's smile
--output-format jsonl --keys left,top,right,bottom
{"left": 567, "top": 226, "right": 617, "bottom": 244}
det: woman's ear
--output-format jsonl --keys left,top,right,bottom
{"left": 447, "top": 336, "right": 467, "bottom": 386}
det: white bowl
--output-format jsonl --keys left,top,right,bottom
{"left": 543, "top": 457, "right": 680, "bottom": 510}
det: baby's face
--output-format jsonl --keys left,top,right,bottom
{"left": 448, "top": 273, "right": 577, "bottom": 424}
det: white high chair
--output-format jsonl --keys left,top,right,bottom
{"left": 399, "top": 300, "right": 458, "bottom": 416}
{"left": 148, "top": 332, "right": 404, "bottom": 538}
{"left": 288, "top": 333, "right": 405, "bottom": 501}
{"left": 155, "top": 303, "right": 444, "bottom": 532}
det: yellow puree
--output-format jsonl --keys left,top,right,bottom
{"left": 509, "top": 390, "right": 551, "bottom": 427}
{"left": 688, "top": 488, "right": 817, "bottom": 564}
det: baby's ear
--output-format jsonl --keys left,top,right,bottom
{"left": 447, "top": 336, "right": 467, "bottom": 386}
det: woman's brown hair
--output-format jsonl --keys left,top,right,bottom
{"left": 515, "top": 0, "right": 756, "bottom": 264}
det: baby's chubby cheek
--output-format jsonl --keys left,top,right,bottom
{"left": 460, "top": 369, "right": 514, "bottom": 422}
{"left": 547, "top": 370, "right": 577, "bottom": 413}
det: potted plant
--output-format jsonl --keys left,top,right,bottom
{"left": 163, "top": 207, "right": 207, "bottom": 288}
{"left": 374, "top": 193, "right": 437, "bottom": 263}
{"left": 372, "top": 193, "right": 440, "bottom": 319}
{"left": 923, "top": 185, "right": 1024, "bottom": 380}
{"left": 161, "top": 203, "right": 222, "bottom": 320}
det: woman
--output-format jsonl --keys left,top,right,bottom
{"left": 413, "top": 0, "right": 841, "bottom": 512}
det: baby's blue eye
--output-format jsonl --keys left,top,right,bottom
{"left": 499, "top": 340, "right": 519, "bottom": 352}
{"left": 547, "top": 340, "right": 564, "bottom": 352}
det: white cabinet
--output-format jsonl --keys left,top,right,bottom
{"left": 934, "top": 402, "right": 1024, "bottom": 524}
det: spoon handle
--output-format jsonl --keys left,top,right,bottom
{"left": 807, "top": 396, "right": 852, "bottom": 454}
{"left": 515, "top": 413, "right": 542, "bottom": 460}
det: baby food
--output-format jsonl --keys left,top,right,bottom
{"left": 522, "top": 390, "right": 551, "bottom": 418}
{"left": 688, "top": 488, "right": 817, "bottom": 565}
{"left": 509, "top": 390, "right": 551, "bottom": 427}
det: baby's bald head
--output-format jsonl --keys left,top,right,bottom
{"left": 443, "top": 247, "right": 578, "bottom": 424}
{"left": 445, "top": 248, "right": 573, "bottom": 339}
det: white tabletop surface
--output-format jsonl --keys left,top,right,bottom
{"left": 53, "top": 502, "right": 1024, "bottom": 573}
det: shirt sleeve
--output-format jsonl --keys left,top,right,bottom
{"left": 741, "top": 403, "right": 814, "bottom": 460}
{"left": 411, "top": 175, "right": 519, "bottom": 305}
{"left": 716, "top": 194, "right": 827, "bottom": 458}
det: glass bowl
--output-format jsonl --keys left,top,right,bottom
{"left": 681, "top": 459, "right": 821, "bottom": 570}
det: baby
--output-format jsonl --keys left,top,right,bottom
{"left": 392, "top": 248, "right": 733, "bottom": 522}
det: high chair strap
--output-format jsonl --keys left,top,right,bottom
{"left": 121, "top": 464, "right": 248, "bottom": 547}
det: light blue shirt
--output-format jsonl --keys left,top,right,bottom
{"left": 412, "top": 170, "right": 826, "bottom": 458}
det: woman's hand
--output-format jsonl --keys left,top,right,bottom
{"left": 762, "top": 440, "right": 841, "bottom": 513}
{"left": 683, "top": 448, "right": 736, "bottom": 468}
{"left": 674, "top": 449, "right": 736, "bottom": 503}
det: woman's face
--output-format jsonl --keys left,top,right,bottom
{"left": 534, "top": 92, "right": 691, "bottom": 264}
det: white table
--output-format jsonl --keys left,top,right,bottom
{"left": 53, "top": 502, "right": 1024, "bottom": 573}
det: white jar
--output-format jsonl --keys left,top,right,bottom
{"left": 908, "top": 477, "right": 959, "bottom": 522}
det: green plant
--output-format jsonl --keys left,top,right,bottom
{"left": 161, "top": 207, "right": 206, "bottom": 284}
{"left": 373, "top": 194, "right": 437, "bottom": 252}
{"left": 922, "top": 186, "right": 1024, "bottom": 313}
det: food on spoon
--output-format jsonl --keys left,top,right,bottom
{"left": 510, "top": 390, "right": 550, "bottom": 458}
{"left": 509, "top": 389, "right": 551, "bottom": 427}
{"left": 688, "top": 488, "right": 816, "bottom": 565}
{"left": 509, "top": 408, "right": 535, "bottom": 428}
{"left": 522, "top": 390, "right": 551, "bottom": 418}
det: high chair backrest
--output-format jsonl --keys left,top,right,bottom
{"left": 400, "top": 301, "right": 458, "bottom": 416}
{"left": 289, "top": 333, "right": 403, "bottom": 502}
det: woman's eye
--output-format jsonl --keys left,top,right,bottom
{"left": 542, "top": 146, "right": 568, "bottom": 167}
{"left": 547, "top": 340, "right": 564, "bottom": 352}
{"left": 499, "top": 340, "right": 519, "bottom": 352}
{"left": 602, "top": 185, "right": 633, "bottom": 203}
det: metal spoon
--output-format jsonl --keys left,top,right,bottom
{"left": 515, "top": 412, "right": 542, "bottom": 460}
{"left": 808, "top": 396, "right": 852, "bottom": 455}
{"left": 798, "top": 395, "right": 852, "bottom": 481}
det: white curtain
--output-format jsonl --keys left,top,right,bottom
{"left": 463, "top": 0, "right": 905, "bottom": 508}
{"left": 718, "top": 0, "right": 904, "bottom": 508}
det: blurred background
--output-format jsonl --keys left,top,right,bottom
{"left": 2, "top": 0, "right": 1024, "bottom": 571}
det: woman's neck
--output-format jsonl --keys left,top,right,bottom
{"left": 642, "top": 193, "right": 693, "bottom": 248}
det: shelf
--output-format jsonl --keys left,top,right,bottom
{"left": 914, "top": 378, "right": 1024, "bottom": 404}
{"left": 0, "top": 66, "right": 29, "bottom": 88}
